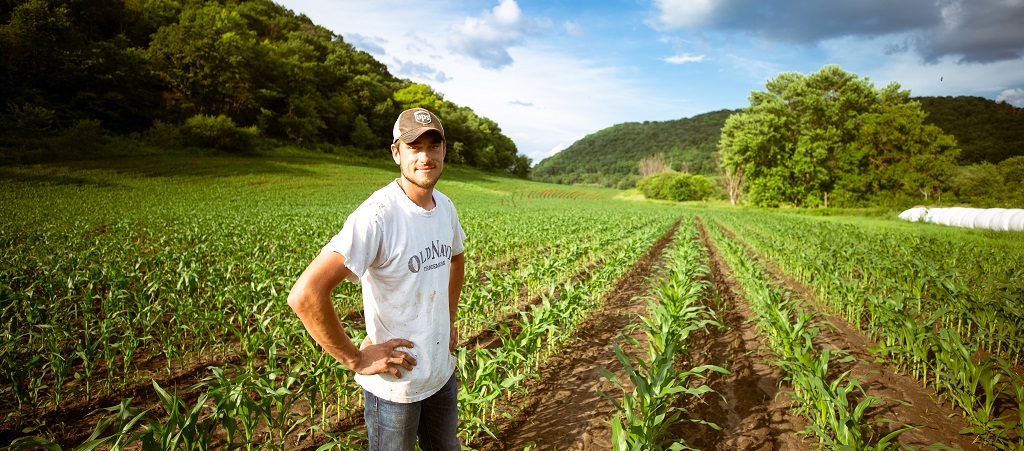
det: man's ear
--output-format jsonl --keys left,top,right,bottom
{"left": 390, "top": 142, "right": 401, "bottom": 164}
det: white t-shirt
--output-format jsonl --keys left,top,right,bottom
{"left": 323, "top": 180, "right": 466, "bottom": 403}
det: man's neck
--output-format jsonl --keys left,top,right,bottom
{"left": 397, "top": 178, "right": 436, "bottom": 210}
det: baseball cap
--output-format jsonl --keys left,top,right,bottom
{"left": 393, "top": 108, "right": 445, "bottom": 144}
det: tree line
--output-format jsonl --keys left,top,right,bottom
{"left": 718, "top": 66, "right": 1022, "bottom": 208}
{"left": 0, "top": 0, "right": 531, "bottom": 176}
{"left": 533, "top": 65, "right": 1022, "bottom": 208}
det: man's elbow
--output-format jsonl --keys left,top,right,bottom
{"left": 287, "top": 284, "right": 308, "bottom": 314}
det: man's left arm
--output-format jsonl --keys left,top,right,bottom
{"left": 448, "top": 252, "right": 465, "bottom": 352}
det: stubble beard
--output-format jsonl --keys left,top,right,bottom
{"left": 402, "top": 165, "right": 443, "bottom": 190}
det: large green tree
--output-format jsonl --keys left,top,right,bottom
{"left": 146, "top": 2, "right": 262, "bottom": 120}
{"left": 719, "top": 65, "right": 959, "bottom": 207}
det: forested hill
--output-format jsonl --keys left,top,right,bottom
{"left": 530, "top": 110, "right": 735, "bottom": 188}
{"left": 917, "top": 96, "right": 1024, "bottom": 164}
{"left": 531, "top": 97, "right": 1023, "bottom": 188}
{"left": 0, "top": 0, "right": 530, "bottom": 175}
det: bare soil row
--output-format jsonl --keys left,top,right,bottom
{"left": 471, "top": 218, "right": 991, "bottom": 450}
{"left": 12, "top": 217, "right": 990, "bottom": 450}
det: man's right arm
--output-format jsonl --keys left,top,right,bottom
{"left": 288, "top": 250, "right": 417, "bottom": 377}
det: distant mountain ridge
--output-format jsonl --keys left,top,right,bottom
{"left": 916, "top": 96, "right": 1024, "bottom": 164}
{"left": 530, "top": 109, "right": 735, "bottom": 188}
{"left": 531, "top": 96, "right": 1024, "bottom": 188}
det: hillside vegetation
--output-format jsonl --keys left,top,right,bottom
{"left": 917, "top": 96, "right": 1024, "bottom": 164}
{"left": 531, "top": 110, "right": 734, "bottom": 189}
{"left": 0, "top": 0, "right": 530, "bottom": 175}
{"left": 532, "top": 96, "right": 1024, "bottom": 193}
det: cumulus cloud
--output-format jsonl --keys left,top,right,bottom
{"left": 651, "top": 0, "right": 939, "bottom": 39}
{"left": 996, "top": 88, "right": 1024, "bottom": 107}
{"left": 916, "top": 1, "right": 1024, "bottom": 63}
{"left": 346, "top": 33, "right": 387, "bottom": 56}
{"left": 664, "top": 53, "right": 705, "bottom": 64}
{"left": 651, "top": 0, "right": 717, "bottom": 29}
{"left": 394, "top": 59, "right": 450, "bottom": 83}
{"left": 564, "top": 20, "right": 585, "bottom": 38}
{"left": 650, "top": 0, "right": 1024, "bottom": 64}
{"left": 448, "top": 0, "right": 544, "bottom": 69}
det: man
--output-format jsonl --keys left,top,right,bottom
{"left": 288, "top": 107, "right": 465, "bottom": 450}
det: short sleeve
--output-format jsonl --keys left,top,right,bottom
{"left": 323, "top": 202, "right": 385, "bottom": 281}
{"left": 449, "top": 200, "right": 467, "bottom": 256}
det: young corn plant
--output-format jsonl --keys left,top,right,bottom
{"left": 9, "top": 398, "right": 151, "bottom": 451}
{"left": 205, "top": 366, "right": 265, "bottom": 449}
{"left": 252, "top": 368, "right": 302, "bottom": 448}
{"left": 600, "top": 221, "right": 727, "bottom": 450}
{"left": 600, "top": 339, "right": 726, "bottom": 451}
{"left": 707, "top": 219, "right": 918, "bottom": 450}
{"left": 141, "top": 380, "right": 219, "bottom": 451}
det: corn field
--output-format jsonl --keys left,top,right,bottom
{"left": 2, "top": 157, "right": 1022, "bottom": 450}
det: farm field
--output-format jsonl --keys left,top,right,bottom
{"left": 2, "top": 154, "right": 1023, "bottom": 450}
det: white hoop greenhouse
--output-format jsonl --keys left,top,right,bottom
{"left": 898, "top": 207, "right": 1024, "bottom": 231}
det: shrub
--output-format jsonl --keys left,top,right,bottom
{"left": 144, "top": 120, "right": 182, "bottom": 148}
{"left": 59, "top": 119, "right": 109, "bottom": 155}
{"left": 180, "top": 114, "right": 258, "bottom": 154}
{"left": 637, "top": 171, "right": 713, "bottom": 202}
{"left": 689, "top": 175, "right": 713, "bottom": 200}
{"left": 614, "top": 174, "right": 641, "bottom": 190}
{"left": 1, "top": 103, "right": 56, "bottom": 140}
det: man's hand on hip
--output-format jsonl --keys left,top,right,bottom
{"left": 355, "top": 338, "right": 417, "bottom": 378}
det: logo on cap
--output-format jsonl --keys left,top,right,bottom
{"left": 414, "top": 110, "right": 432, "bottom": 125}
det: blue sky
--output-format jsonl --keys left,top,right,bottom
{"left": 272, "top": 0, "right": 1024, "bottom": 164}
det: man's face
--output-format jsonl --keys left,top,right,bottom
{"left": 391, "top": 132, "right": 445, "bottom": 190}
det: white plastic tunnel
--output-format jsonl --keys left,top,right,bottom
{"left": 899, "top": 207, "right": 1024, "bottom": 232}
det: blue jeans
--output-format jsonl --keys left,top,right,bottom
{"left": 363, "top": 371, "right": 460, "bottom": 451}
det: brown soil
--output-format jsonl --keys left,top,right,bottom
{"left": 673, "top": 220, "right": 812, "bottom": 451}
{"left": 466, "top": 218, "right": 994, "bottom": 451}
{"left": 742, "top": 239, "right": 991, "bottom": 450}
{"left": 470, "top": 219, "right": 812, "bottom": 450}
{"left": 468, "top": 218, "right": 682, "bottom": 450}
{"left": 5, "top": 217, "right": 998, "bottom": 451}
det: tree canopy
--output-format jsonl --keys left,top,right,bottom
{"left": 917, "top": 96, "right": 1024, "bottom": 165}
{"left": 0, "top": 0, "right": 529, "bottom": 175}
{"left": 718, "top": 65, "right": 959, "bottom": 207}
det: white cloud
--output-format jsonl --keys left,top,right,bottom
{"left": 819, "top": 34, "right": 1024, "bottom": 100}
{"left": 650, "top": 0, "right": 716, "bottom": 30}
{"left": 433, "top": 47, "right": 680, "bottom": 163}
{"left": 346, "top": 33, "right": 387, "bottom": 55}
{"left": 996, "top": 88, "right": 1024, "bottom": 107}
{"left": 394, "top": 59, "right": 450, "bottom": 82}
{"left": 448, "top": 0, "right": 537, "bottom": 69}
{"left": 664, "top": 53, "right": 705, "bottom": 64}
{"left": 564, "top": 20, "right": 585, "bottom": 38}
{"left": 650, "top": 0, "right": 1024, "bottom": 64}
{"left": 272, "top": 1, "right": 679, "bottom": 163}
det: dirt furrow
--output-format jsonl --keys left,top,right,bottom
{"left": 470, "top": 220, "right": 678, "bottom": 450}
{"left": 709, "top": 219, "right": 992, "bottom": 451}
{"left": 678, "top": 218, "right": 812, "bottom": 451}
